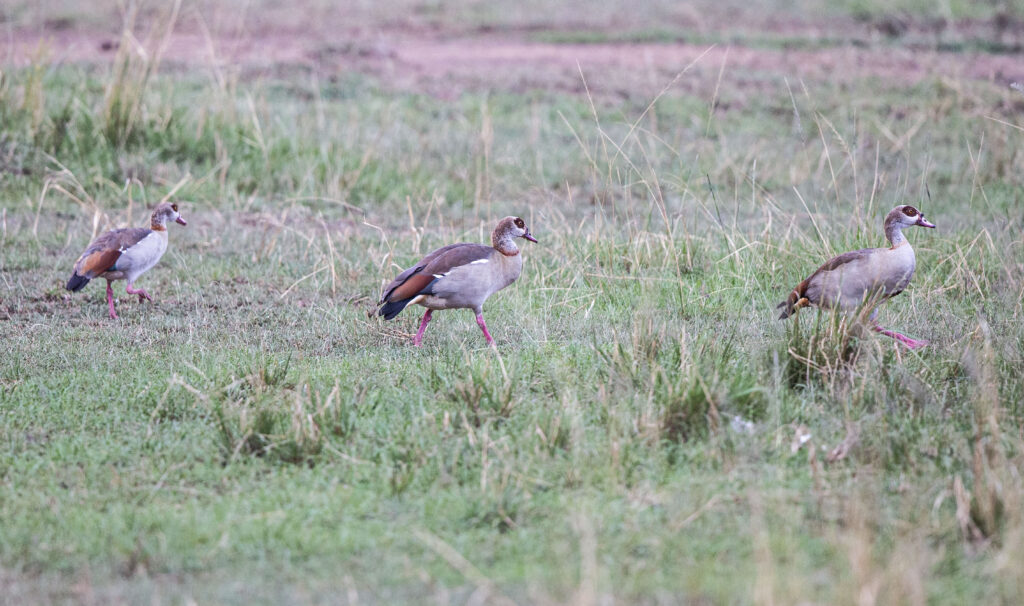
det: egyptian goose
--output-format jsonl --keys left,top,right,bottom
{"left": 66, "top": 202, "right": 187, "bottom": 319}
{"left": 777, "top": 204, "right": 935, "bottom": 348}
{"left": 378, "top": 216, "right": 537, "bottom": 346}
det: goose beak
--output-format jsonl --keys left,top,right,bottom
{"left": 176, "top": 216, "right": 188, "bottom": 226}
{"left": 523, "top": 229, "right": 537, "bottom": 243}
{"left": 917, "top": 216, "right": 935, "bottom": 228}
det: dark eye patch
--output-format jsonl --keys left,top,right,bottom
{"left": 171, "top": 203, "right": 178, "bottom": 212}
{"left": 514, "top": 218, "right": 525, "bottom": 228}
{"left": 902, "top": 206, "right": 918, "bottom": 217}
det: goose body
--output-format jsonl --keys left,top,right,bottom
{"left": 794, "top": 238, "right": 917, "bottom": 312}
{"left": 66, "top": 202, "right": 187, "bottom": 319}
{"left": 778, "top": 204, "right": 935, "bottom": 348}
{"left": 379, "top": 216, "right": 536, "bottom": 346}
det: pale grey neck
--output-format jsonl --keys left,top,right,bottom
{"left": 885, "top": 221, "right": 906, "bottom": 247}
{"left": 492, "top": 231, "right": 519, "bottom": 256}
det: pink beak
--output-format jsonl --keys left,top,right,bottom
{"left": 522, "top": 229, "right": 537, "bottom": 243}
{"left": 917, "top": 216, "right": 935, "bottom": 228}
{"left": 176, "top": 216, "right": 188, "bottom": 226}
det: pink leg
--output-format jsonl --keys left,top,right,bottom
{"left": 106, "top": 280, "right": 118, "bottom": 320}
{"left": 413, "top": 309, "right": 432, "bottom": 347}
{"left": 126, "top": 283, "right": 152, "bottom": 303}
{"left": 475, "top": 312, "right": 495, "bottom": 347}
{"left": 873, "top": 324, "right": 929, "bottom": 350}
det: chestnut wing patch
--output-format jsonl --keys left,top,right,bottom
{"left": 74, "top": 227, "right": 153, "bottom": 277}
{"left": 386, "top": 272, "right": 438, "bottom": 302}
{"left": 381, "top": 244, "right": 492, "bottom": 303}
{"left": 77, "top": 248, "right": 123, "bottom": 278}
{"left": 379, "top": 243, "right": 465, "bottom": 303}
{"left": 378, "top": 244, "right": 494, "bottom": 321}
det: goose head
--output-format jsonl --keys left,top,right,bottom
{"left": 893, "top": 205, "right": 935, "bottom": 229}
{"left": 152, "top": 202, "right": 187, "bottom": 228}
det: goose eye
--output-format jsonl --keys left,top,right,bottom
{"left": 171, "top": 203, "right": 178, "bottom": 212}
{"left": 902, "top": 206, "right": 917, "bottom": 217}
{"left": 514, "top": 218, "right": 525, "bottom": 228}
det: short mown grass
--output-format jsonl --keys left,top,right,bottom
{"left": 2, "top": 3, "right": 1024, "bottom": 603}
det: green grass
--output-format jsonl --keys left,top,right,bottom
{"left": 3, "top": 3, "right": 1024, "bottom": 603}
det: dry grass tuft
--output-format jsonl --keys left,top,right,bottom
{"left": 103, "top": 0, "right": 181, "bottom": 146}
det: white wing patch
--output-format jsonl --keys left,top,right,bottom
{"left": 469, "top": 259, "right": 489, "bottom": 265}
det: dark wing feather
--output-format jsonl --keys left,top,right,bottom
{"left": 378, "top": 243, "right": 494, "bottom": 320}
{"left": 420, "top": 244, "right": 493, "bottom": 276}
{"left": 380, "top": 243, "right": 463, "bottom": 303}
{"left": 777, "top": 248, "right": 877, "bottom": 319}
{"left": 72, "top": 227, "right": 153, "bottom": 277}
{"left": 380, "top": 243, "right": 493, "bottom": 303}
{"left": 111, "top": 227, "right": 155, "bottom": 252}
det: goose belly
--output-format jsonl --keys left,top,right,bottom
{"left": 113, "top": 232, "right": 169, "bottom": 282}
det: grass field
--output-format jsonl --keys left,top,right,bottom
{"left": 2, "top": 1, "right": 1024, "bottom": 603}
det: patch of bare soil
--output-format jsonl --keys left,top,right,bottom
{"left": 5, "top": 11, "right": 1023, "bottom": 100}
{"left": 344, "top": 36, "right": 1024, "bottom": 99}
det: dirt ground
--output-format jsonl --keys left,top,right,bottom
{"left": 4, "top": 3, "right": 1024, "bottom": 99}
